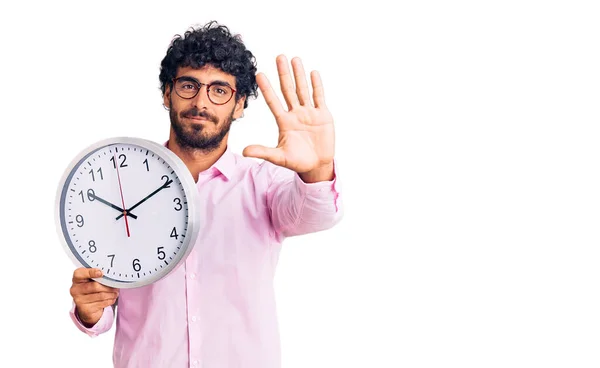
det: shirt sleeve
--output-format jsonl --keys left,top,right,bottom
{"left": 266, "top": 160, "right": 343, "bottom": 238}
{"left": 69, "top": 302, "right": 115, "bottom": 337}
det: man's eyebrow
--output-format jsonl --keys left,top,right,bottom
{"left": 176, "top": 76, "right": 200, "bottom": 84}
{"left": 208, "top": 80, "right": 234, "bottom": 88}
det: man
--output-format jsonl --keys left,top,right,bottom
{"left": 68, "top": 20, "right": 342, "bottom": 367}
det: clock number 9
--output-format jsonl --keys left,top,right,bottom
{"left": 76, "top": 215, "right": 84, "bottom": 227}
{"left": 132, "top": 258, "right": 141, "bottom": 272}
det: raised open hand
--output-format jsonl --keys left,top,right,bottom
{"left": 242, "top": 55, "right": 335, "bottom": 180}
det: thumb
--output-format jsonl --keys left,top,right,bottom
{"left": 73, "top": 267, "right": 102, "bottom": 284}
{"left": 243, "top": 145, "right": 286, "bottom": 167}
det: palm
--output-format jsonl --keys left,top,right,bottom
{"left": 243, "top": 55, "right": 335, "bottom": 174}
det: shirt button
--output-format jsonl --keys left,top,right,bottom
{"left": 192, "top": 360, "right": 198, "bottom": 366}
{"left": 189, "top": 273, "right": 196, "bottom": 279}
{"left": 191, "top": 316, "right": 197, "bottom": 322}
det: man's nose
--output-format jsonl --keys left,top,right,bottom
{"left": 192, "top": 85, "right": 211, "bottom": 108}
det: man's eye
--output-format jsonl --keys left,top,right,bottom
{"left": 179, "top": 82, "right": 198, "bottom": 91}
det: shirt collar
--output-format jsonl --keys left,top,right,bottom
{"left": 163, "top": 141, "right": 235, "bottom": 181}
{"left": 210, "top": 146, "right": 235, "bottom": 180}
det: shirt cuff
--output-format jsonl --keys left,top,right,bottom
{"left": 69, "top": 302, "right": 114, "bottom": 337}
{"left": 293, "top": 159, "right": 341, "bottom": 204}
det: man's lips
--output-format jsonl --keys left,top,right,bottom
{"left": 184, "top": 115, "right": 209, "bottom": 122}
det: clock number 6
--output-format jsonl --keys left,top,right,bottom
{"left": 132, "top": 258, "right": 141, "bottom": 272}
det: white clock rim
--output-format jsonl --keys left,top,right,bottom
{"left": 54, "top": 136, "right": 201, "bottom": 289}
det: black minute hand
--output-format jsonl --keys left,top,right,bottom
{"left": 88, "top": 189, "right": 138, "bottom": 219}
{"left": 115, "top": 177, "right": 173, "bottom": 220}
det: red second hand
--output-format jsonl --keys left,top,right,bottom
{"left": 114, "top": 153, "right": 131, "bottom": 237}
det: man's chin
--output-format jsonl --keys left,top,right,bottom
{"left": 189, "top": 124, "right": 205, "bottom": 133}
{"left": 177, "top": 132, "right": 221, "bottom": 150}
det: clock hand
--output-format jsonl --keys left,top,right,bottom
{"left": 87, "top": 189, "right": 138, "bottom": 219}
{"left": 115, "top": 176, "right": 174, "bottom": 220}
{"left": 114, "top": 153, "right": 131, "bottom": 238}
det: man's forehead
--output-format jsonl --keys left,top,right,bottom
{"left": 176, "top": 65, "right": 236, "bottom": 84}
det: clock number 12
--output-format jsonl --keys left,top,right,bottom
{"left": 110, "top": 154, "right": 128, "bottom": 168}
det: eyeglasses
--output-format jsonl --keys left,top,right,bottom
{"left": 172, "top": 77, "right": 237, "bottom": 105}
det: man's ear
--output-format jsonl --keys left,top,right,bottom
{"left": 163, "top": 86, "right": 171, "bottom": 110}
{"left": 233, "top": 96, "right": 246, "bottom": 119}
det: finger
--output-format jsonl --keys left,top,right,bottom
{"left": 276, "top": 54, "right": 299, "bottom": 110}
{"left": 291, "top": 57, "right": 311, "bottom": 106}
{"left": 242, "top": 145, "right": 286, "bottom": 167}
{"left": 72, "top": 281, "right": 117, "bottom": 297}
{"left": 75, "top": 291, "right": 119, "bottom": 305}
{"left": 311, "top": 70, "right": 326, "bottom": 108}
{"left": 257, "top": 73, "right": 285, "bottom": 120}
{"left": 72, "top": 267, "right": 102, "bottom": 284}
{"left": 80, "top": 299, "right": 118, "bottom": 315}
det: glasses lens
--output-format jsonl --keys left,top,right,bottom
{"left": 208, "top": 85, "right": 233, "bottom": 104}
{"left": 174, "top": 79, "right": 199, "bottom": 99}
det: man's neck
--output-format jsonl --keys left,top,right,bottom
{"left": 166, "top": 136, "right": 228, "bottom": 182}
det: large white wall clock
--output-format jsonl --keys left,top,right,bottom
{"left": 55, "top": 137, "right": 200, "bottom": 288}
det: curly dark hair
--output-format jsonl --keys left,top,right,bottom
{"left": 159, "top": 21, "right": 258, "bottom": 109}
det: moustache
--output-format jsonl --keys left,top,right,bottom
{"left": 182, "top": 108, "right": 218, "bottom": 123}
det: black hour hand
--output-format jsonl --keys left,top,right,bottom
{"left": 87, "top": 189, "right": 138, "bottom": 219}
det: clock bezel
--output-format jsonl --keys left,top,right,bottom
{"left": 54, "top": 136, "right": 200, "bottom": 288}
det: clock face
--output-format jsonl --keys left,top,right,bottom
{"left": 56, "top": 137, "right": 199, "bottom": 288}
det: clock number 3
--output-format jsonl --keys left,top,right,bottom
{"left": 173, "top": 198, "right": 182, "bottom": 211}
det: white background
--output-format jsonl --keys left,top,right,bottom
{"left": 1, "top": 0, "right": 599, "bottom": 367}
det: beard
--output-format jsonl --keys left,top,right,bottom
{"left": 170, "top": 104, "right": 235, "bottom": 152}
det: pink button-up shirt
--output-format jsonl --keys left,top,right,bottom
{"left": 69, "top": 146, "right": 343, "bottom": 368}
